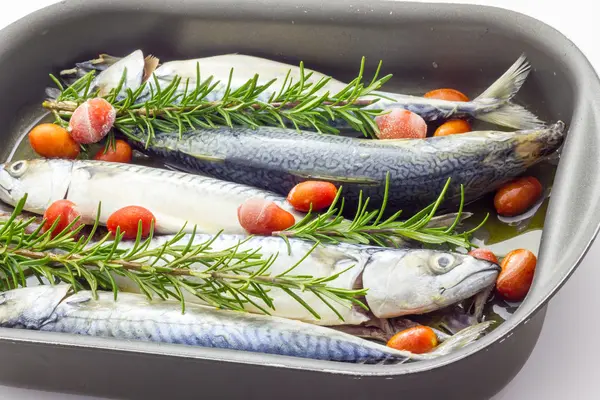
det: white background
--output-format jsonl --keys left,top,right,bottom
{"left": 1, "top": 0, "right": 598, "bottom": 399}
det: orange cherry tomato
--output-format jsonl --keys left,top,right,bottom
{"left": 468, "top": 248, "right": 499, "bottom": 264}
{"left": 28, "top": 123, "right": 80, "bottom": 159}
{"left": 237, "top": 198, "right": 296, "bottom": 235}
{"left": 375, "top": 109, "right": 427, "bottom": 139}
{"left": 494, "top": 177, "right": 543, "bottom": 217}
{"left": 434, "top": 119, "right": 471, "bottom": 137}
{"left": 287, "top": 181, "right": 338, "bottom": 212}
{"left": 496, "top": 249, "right": 537, "bottom": 301}
{"left": 42, "top": 200, "right": 83, "bottom": 238}
{"left": 423, "top": 88, "right": 469, "bottom": 102}
{"left": 107, "top": 206, "right": 156, "bottom": 240}
{"left": 94, "top": 140, "right": 133, "bottom": 163}
{"left": 387, "top": 326, "right": 438, "bottom": 354}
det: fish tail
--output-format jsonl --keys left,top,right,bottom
{"left": 471, "top": 54, "right": 544, "bottom": 129}
{"left": 427, "top": 321, "right": 493, "bottom": 357}
{"left": 476, "top": 102, "right": 544, "bottom": 129}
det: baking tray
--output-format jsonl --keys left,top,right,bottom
{"left": 0, "top": 0, "right": 598, "bottom": 399}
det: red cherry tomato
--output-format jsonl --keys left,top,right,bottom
{"left": 94, "top": 140, "right": 133, "bottom": 163}
{"left": 237, "top": 198, "right": 296, "bottom": 235}
{"left": 494, "top": 177, "right": 543, "bottom": 217}
{"left": 468, "top": 248, "right": 499, "bottom": 264}
{"left": 42, "top": 200, "right": 83, "bottom": 238}
{"left": 107, "top": 206, "right": 156, "bottom": 240}
{"left": 496, "top": 249, "right": 537, "bottom": 301}
{"left": 287, "top": 181, "right": 338, "bottom": 212}
{"left": 387, "top": 326, "right": 438, "bottom": 354}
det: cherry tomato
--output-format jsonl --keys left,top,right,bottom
{"left": 107, "top": 206, "right": 156, "bottom": 240}
{"left": 375, "top": 109, "right": 427, "bottom": 139}
{"left": 69, "top": 98, "right": 116, "bottom": 144}
{"left": 287, "top": 181, "right": 338, "bottom": 212}
{"left": 42, "top": 200, "right": 83, "bottom": 238}
{"left": 94, "top": 140, "right": 133, "bottom": 163}
{"left": 237, "top": 198, "right": 296, "bottom": 235}
{"left": 28, "top": 123, "right": 80, "bottom": 159}
{"left": 434, "top": 119, "right": 471, "bottom": 137}
{"left": 496, "top": 249, "right": 537, "bottom": 301}
{"left": 468, "top": 248, "right": 499, "bottom": 264}
{"left": 387, "top": 326, "right": 438, "bottom": 354}
{"left": 423, "top": 88, "right": 469, "bottom": 102}
{"left": 494, "top": 177, "right": 543, "bottom": 217}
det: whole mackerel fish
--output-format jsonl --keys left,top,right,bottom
{"left": 128, "top": 122, "right": 566, "bottom": 214}
{"left": 58, "top": 50, "right": 542, "bottom": 130}
{"left": 0, "top": 285, "right": 491, "bottom": 364}
{"left": 108, "top": 234, "right": 500, "bottom": 326}
{"left": 0, "top": 159, "right": 468, "bottom": 236}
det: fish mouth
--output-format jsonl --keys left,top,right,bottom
{"left": 442, "top": 266, "right": 501, "bottom": 294}
{"left": 0, "top": 182, "right": 11, "bottom": 195}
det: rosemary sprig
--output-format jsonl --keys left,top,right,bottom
{"left": 42, "top": 57, "right": 391, "bottom": 140}
{"left": 0, "top": 196, "right": 367, "bottom": 319}
{"left": 277, "top": 176, "right": 488, "bottom": 249}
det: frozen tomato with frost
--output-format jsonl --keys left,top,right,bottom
{"left": 43, "top": 200, "right": 83, "bottom": 238}
{"left": 375, "top": 109, "right": 427, "bottom": 139}
{"left": 238, "top": 198, "right": 296, "bottom": 235}
{"left": 69, "top": 98, "right": 116, "bottom": 144}
{"left": 287, "top": 181, "right": 338, "bottom": 212}
{"left": 94, "top": 140, "right": 133, "bottom": 163}
{"left": 107, "top": 206, "right": 156, "bottom": 240}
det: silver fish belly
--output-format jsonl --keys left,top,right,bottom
{"left": 0, "top": 285, "right": 491, "bottom": 363}
{"left": 0, "top": 159, "right": 302, "bottom": 235}
{"left": 111, "top": 234, "right": 500, "bottom": 326}
{"left": 129, "top": 122, "right": 566, "bottom": 214}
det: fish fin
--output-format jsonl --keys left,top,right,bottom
{"left": 474, "top": 54, "right": 530, "bottom": 104}
{"left": 472, "top": 54, "right": 545, "bottom": 129}
{"left": 426, "top": 212, "right": 473, "bottom": 229}
{"left": 143, "top": 55, "right": 161, "bottom": 82}
{"left": 179, "top": 149, "right": 226, "bottom": 163}
{"left": 477, "top": 102, "right": 544, "bottom": 129}
{"left": 289, "top": 171, "right": 381, "bottom": 186}
{"left": 427, "top": 321, "right": 493, "bottom": 357}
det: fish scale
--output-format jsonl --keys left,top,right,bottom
{"left": 130, "top": 122, "right": 565, "bottom": 214}
{"left": 0, "top": 286, "right": 492, "bottom": 363}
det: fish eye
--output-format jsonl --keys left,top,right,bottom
{"left": 7, "top": 161, "right": 27, "bottom": 177}
{"left": 429, "top": 253, "right": 456, "bottom": 273}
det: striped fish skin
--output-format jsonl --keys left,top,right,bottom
{"left": 0, "top": 285, "right": 492, "bottom": 363}
{"left": 0, "top": 159, "right": 302, "bottom": 235}
{"left": 131, "top": 122, "right": 566, "bottom": 214}
{"left": 111, "top": 234, "right": 500, "bottom": 327}
{"left": 58, "top": 51, "right": 542, "bottom": 129}
{"left": 0, "top": 285, "right": 417, "bottom": 364}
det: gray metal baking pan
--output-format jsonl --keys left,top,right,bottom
{"left": 0, "top": 0, "right": 598, "bottom": 399}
